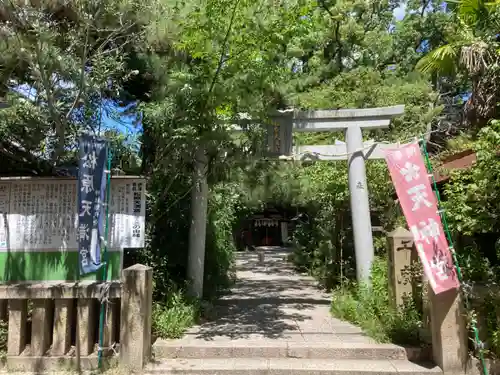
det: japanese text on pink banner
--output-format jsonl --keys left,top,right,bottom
{"left": 384, "top": 142, "right": 459, "bottom": 294}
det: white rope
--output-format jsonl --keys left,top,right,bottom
{"left": 97, "top": 342, "right": 118, "bottom": 356}
{"left": 97, "top": 282, "right": 113, "bottom": 305}
{"left": 277, "top": 130, "right": 440, "bottom": 160}
{"left": 278, "top": 142, "right": 378, "bottom": 161}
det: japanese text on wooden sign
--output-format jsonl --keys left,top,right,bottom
{"left": 0, "top": 178, "right": 145, "bottom": 252}
{"left": 384, "top": 142, "right": 459, "bottom": 294}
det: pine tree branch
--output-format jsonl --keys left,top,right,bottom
{"left": 207, "top": 0, "right": 242, "bottom": 97}
{"left": 66, "top": 18, "right": 90, "bottom": 120}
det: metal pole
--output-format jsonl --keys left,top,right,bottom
{"left": 346, "top": 125, "right": 375, "bottom": 284}
{"left": 187, "top": 147, "right": 209, "bottom": 299}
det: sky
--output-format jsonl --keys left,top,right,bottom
{"left": 13, "top": 83, "right": 141, "bottom": 136}
{"left": 394, "top": 3, "right": 407, "bottom": 21}
{"left": 101, "top": 100, "right": 141, "bottom": 135}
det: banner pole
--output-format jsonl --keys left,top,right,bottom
{"left": 97, "top": 146, "right": 112, "bottom": 368}
{"left": 420, "top": 138, "right": 488, "bottom": 375}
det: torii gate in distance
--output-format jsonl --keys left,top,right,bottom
{"left": 233, "top": 105, "right": 405, "bottom": 283}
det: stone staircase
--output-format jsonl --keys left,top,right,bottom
{"left": 145, "top": 248, "right": 442, "bottom": 375}
{"left": 147, "top": 339, "right": 441, "bottom": 375}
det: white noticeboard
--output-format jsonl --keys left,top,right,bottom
{"left": 0, "top": 177, "right": 146, "bottom": 252}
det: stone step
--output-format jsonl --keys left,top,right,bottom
{"left": 145, "top": 358, "right": 442, "bottom": 375}
{"left": 153, "top": 340, "right": 429, "bottom": 361}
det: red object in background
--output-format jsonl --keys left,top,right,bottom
{"left": 434, "top": 149, "right": 477, "bottom": 184}
{"left": 245, "top": 230, "right": 252, "bottom": 245}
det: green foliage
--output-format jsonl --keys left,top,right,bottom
{"left": 330, "top": 257, "right": 422, "bottom": 346}
{"left": 440, "top": 117, "right": 500, "bottom": 358}
{"left": 416, "top": 0, "right": 500, "bottom": 127}
{"left": 1, "top": 0, "right": 499, "bottom": 351}
{"left": 136, "top": 0, "right": 317, "bottom": 309}
{"left": 292, "top": 68, "right": 440, "bottom": 141}
{"left": 0, "top": 0, "right": 148, "bottom": 161}
{"left": 145, "top": 179, "right": 243, "bottom": 335}
{"left": 444, "top": 119, "right": 500, "bottom": 234}
{"left": 204, "top": 182, "right": 241, "bottom": 299}
{"left": 137, "top": 167, "right": 243, "bottom": 304}
{"left": 455, "top": 242, "right": 499, "bottom": 283}
{"left": 0, "top": 319, "right": 6, "bottom": 361}
{"left": 283, "top": 158, "right": 403, "bottom": 290}
{"left": 261, "top": 0, "right": 447, "bottom": 298}
{"left": 152, "top": 290, "right": 200, "bottom": 339}
{"left": 469, "top": 289, "right": 500, "bottom": 359}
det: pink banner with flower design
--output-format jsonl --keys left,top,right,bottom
{"left": 384, "top": 142, "right": 459, "bottom": 294}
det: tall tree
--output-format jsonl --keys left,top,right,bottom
{"left": 416, "top": 0, "right": 500, "bottom": 127}
{"left": 0, "top": 0, "right": 148, "bottom": 162}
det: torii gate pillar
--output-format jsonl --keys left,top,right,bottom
{"left": 271, "top": 105, "right": 406, "bottom": 283}
{"left": 346, "top": 124, "right": 375, "bottom": 282}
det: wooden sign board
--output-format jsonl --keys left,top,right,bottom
{"left": 0, "top": 176, "right": 146, "bottom": 283}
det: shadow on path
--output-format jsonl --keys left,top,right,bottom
{"left": 184, "top": 247, "right": 368, "bottom": 342}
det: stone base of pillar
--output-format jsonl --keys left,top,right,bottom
{"left": 429, "top": 288, "right": 468, "bottom": 375}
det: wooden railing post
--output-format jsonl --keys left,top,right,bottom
{"left": 0, "top": 281, "right": 122, "bottom": 372}
{"left": 7, "top": 299, "right": 27, "bottom": 356}
{"left": 103, "top": 299, "right": 119, "bottom": 356}
{"left": 120, "top": 264, "right": 153, "bottom": 370}
{"left": 0, "top": 299, "right": 7, "bottom": 321}
{"left": 52, "top": 298, "right": 74, "bottom": 356}
{"left": 31, "top": 299, "right": 53, "bottom": 356}
{"left": 77, "top": 298, "right": 97, "bottom": 356}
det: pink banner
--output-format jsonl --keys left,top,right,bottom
{"left": 384, "top": 142, "right": 459, "bottom": 294}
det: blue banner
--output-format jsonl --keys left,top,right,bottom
{"left": 77, "top": 134, "right": 108, "bottom": 276}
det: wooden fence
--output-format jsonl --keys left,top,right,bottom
{"left": 0, "top": 264, "right": 152, "bottom": 372}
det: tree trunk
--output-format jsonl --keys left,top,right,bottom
{"left": 187, "top": 147, "right": 209, "bottom": 299}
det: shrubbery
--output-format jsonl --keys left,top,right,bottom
{"left": 330, "top": 257, "right": 422, "bottom": 346}
{"left": 0, "top": 319, "right": 6, "bottom": 361}
{"left": 152, "top": 290, "right": 200, "bottom": 339}
{"left": 140, "top": 176, "right": 243, "bottom": 338}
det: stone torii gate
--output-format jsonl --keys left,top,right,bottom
{"left": 237, "top": 105, "right": 405, "bottom": 283}
{"left": 187, "top": 105, "right": 405, "bottom": 298}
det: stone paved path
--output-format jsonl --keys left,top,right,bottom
{"left": 176, "top": 247, "right": 373, "bottom": 344}
{"left": 149, "top": 247, "right": 442, "bottom": 374}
